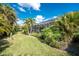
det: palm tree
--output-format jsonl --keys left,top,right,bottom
{"left": 24, "top": 18, "right": 35, "bottom": 35}
{"left": 0, "top": 4, "right": 17, "bottom": 25}
{"left": 0, "top": 14, "right": 12, "bottom": 39}
{"left": 53, "top": 12, "right": 79, "bottom": 48}
{"left": 0, "top": 4, "right": 17, "bottom": 38}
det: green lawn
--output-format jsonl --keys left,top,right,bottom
{"left": 0, "top": 32, "right": 69, "bottom": 56}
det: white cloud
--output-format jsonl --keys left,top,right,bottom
{"left": 53, "top": 16, "right": 57, "bottom": 19}
{"left": 45, "top": 16, "right": 58, "bottom": 21}
{"left": 18, "top": 3, "right": 41, "bottom": 11}
{"left": 34, "top": 15, "right": 58, "bottom": 23}
{"left": 17, "top": 18, "right": 24, "bottom": 25}
{"left": 18, "top": 7, "right": 26, "bottom": 12}
{"left": 35, "top": 15, "right": 45, "bottom": 23}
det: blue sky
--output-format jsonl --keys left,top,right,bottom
{"left": 8, "top": 3, "right": 79, "bottom": 24}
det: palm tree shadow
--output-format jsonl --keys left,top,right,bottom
{"left": 65, "top": 36, "right": 79, "bottom": 56}
{"left": 65, "top": 44, "right": 79, "bottom": 56}
{"left": 0, "top": 39, "right": 10, "bottom": 54}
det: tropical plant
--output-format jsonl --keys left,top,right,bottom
{"left": 52, "top": 12, "right": 79, "bottom": 48}
{"left": 39, "top": 12, "right": 79, "bottom": 49}
{"left": 40, "top": 25, "right": 62, "bottom": 48}
{"left": 24, "top": 18, "right": 35, "bottom": 35}
{"left": 0, "top": 14, "right": 12, "bottom": 39}
{"left": 0, "top": 4, "right": 16, "bottom": 25}
{"left": 0, "top": 4, "right": 17, "bottom": 39}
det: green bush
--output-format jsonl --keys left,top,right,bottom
{"left": 40, "top": 26, "right": 63, "bottom": 48}
{"left": 22, "top": 24, "right": 29, "bottom": 35}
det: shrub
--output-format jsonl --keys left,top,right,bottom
{"left": 22, "top": 24, "right": 29, "bottom": 35}
{"left": 40, "top": 26, "right": 63, "bottom": 48}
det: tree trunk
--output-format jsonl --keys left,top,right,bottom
{"left": 30, "top": 26, "right": 32, "bottom": 33}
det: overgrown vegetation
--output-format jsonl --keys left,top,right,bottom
{"left": 0, "top": 4, "right": 17, "bottom": 39}
{"left": 38, "top": 12, "right": 79, "bottom": 51}
{"left": 0, "top": 3, "right": 79, "bottom": 55}
{"left": 20, "top": 12, "right": 79, "bottom": 55}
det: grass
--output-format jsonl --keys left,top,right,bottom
{"left": 0, "top": 32, "right": 69, "bottom": 56}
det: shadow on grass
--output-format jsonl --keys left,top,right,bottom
{"left": 0, "top": 39, "right": 10, "bottom": 54}
{"left": 66, "top": 35, "right": 79, "bottom": 56}
{"left": 65, "top": 41, "right": 79, "bottom": 56}
{"left": 65, "top": 45, "right": 79, "bottom": 56}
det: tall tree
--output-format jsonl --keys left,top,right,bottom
{"left": 24, "top": 18, "right": 35, "bottom": 34}
{"left": 0, "top": 14, "right": 12, "bottom": 39}
{"left": 0, "top": 4, "right": 17, "bottom": 38}
{"left": 0, "top": 4, "right": 16, "bottom": 25}
{"left": 53, "top": 12, "right": 79, "bottom": 48}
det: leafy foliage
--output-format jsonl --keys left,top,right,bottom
{"left": 39, "top": 12, "right": 79, "bottom": 49}
{"left": 0, "top": 4, "right": 17, "bottom": 39}
{"left": 22, "top": 18, "right": 36, "bottom": 35}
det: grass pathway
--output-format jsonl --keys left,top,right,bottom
{"left": 0, "top": 32, "right": 69, "bottom": 56}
